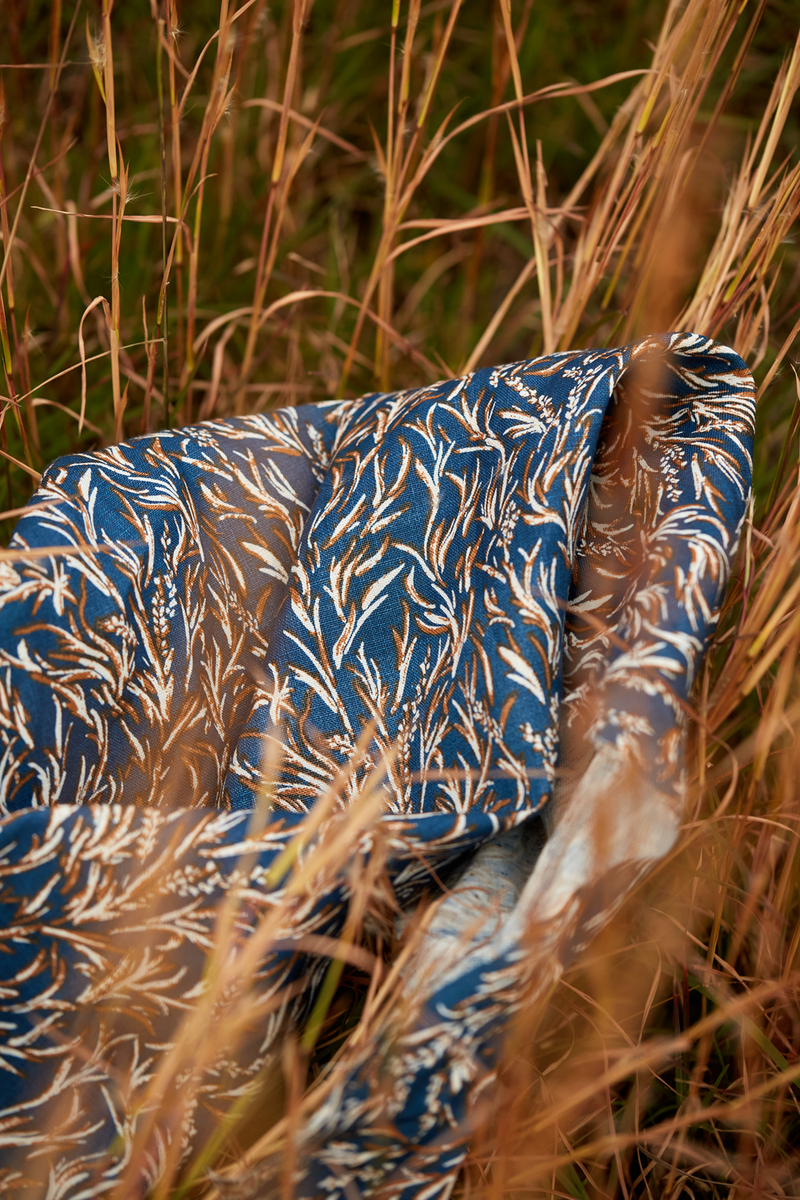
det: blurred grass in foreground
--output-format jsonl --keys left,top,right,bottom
{"left": 2, "top": 0, "right": 800, "bottom": 1196}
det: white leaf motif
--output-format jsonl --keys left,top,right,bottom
{"left": 497, "top": 645, "right": 546, "bottom": 703}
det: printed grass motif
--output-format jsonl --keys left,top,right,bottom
{"left": 1, "top": 1, "right": 799, "bottom": 1196}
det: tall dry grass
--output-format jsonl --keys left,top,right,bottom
{"left": 2, "top": 0, "right": 800, "bottom": 1196}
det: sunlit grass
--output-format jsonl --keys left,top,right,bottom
{"left": 2, "top": 1, "right": 800, "bottom": 1196}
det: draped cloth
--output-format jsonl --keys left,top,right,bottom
{"left": 0, "top": 333, "right": 754, "bottom": 1198}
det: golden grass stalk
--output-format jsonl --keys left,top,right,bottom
{"left": 238, "top": 0, "right": 309, "bottom": 403}
{"left": 108, "top": 727, "right": 394, "bottom": 1200}
{"left": 4, "top": 1, "right": 800, "bottom": 1195}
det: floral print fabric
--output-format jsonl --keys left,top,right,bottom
{"left": 0, "top": 333, "right": 754, "bottom": 1197}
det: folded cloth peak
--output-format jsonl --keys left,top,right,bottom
{"left": 0, "top": 332, "right": 754, "bottom": 1198}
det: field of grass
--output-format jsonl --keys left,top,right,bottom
{"left": 2, "top": 0, "right": 800, "bottom": 1196}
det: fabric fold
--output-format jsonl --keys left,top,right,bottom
{"left": 0, "top": 333, "right": 754, "bottom": 1197}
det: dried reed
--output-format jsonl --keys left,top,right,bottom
{"left": 2, "top": 1, "right": 799, "bottom": 1196}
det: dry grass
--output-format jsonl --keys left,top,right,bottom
{"left": 2, "top": 0, "right": 800, "bottom": 1196}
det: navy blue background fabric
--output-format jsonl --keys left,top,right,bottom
{"left": 0, "top": 334, "right": 755, "bottom": 1197}
{"left": 0, "top": 408, "right": 336, "bottom": 811}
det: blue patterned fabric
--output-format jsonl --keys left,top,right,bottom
{"left": 0, "top": 333, "right": 754, "bottom": 1197}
